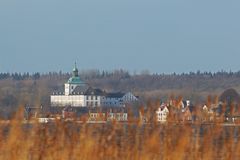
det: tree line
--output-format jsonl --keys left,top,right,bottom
{"left": 1, "top": 70, "right": 240, "bottom": 80}
{"left": 1, "top": 69, "right": 240, "bottom": 119}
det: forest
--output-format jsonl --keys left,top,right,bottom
{"left": 0, "top": 70, "right": 240, "bottom": 118}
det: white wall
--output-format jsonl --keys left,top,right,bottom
{"left": 64, "top": 83, "right": 78, "bottom": 95}
{"left": 85, "top": 95, "right": 102, "bottom": 107}
{"left": 156, "top": 107, "right": 169, "bottom": 122}
{"left": 51, "top": 95, "right": 104, "bottom": 107}
{"left": 51, "top": 95, "right": 85, "bottom": 107}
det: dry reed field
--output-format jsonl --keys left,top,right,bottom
{"left": 0, "top": 108, "right": 240, "bottom": 160}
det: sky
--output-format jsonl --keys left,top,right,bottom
{"left": 0, "top": 0, "right": 240, "bottom": 74}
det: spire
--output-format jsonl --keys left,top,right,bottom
{"left": 73, "top": 62, "right": 79, "bottom": 77}
{"left": 74, "top": 61, "right": 77, "bottom": 69}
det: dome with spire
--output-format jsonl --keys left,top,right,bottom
{"left": 67, "top": 63, "right": 86, "bottom": 85}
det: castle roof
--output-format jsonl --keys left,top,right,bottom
{"left": 68, "top": 76, "right": 86, "bottom": 84}
{"left": 105, "top": 92, "right": 125, "bottom": 98}
{"left": 67, "top": 63, "right": 86, "bottom": 85}
{"left": 85, "top": 87, "right": 105, "bottom": 96}
{"left": 72, "top": 85, "right": 89, "bottom": 94}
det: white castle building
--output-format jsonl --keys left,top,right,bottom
{"left": 50, "top": 64, "right": 138, "bottom": 107}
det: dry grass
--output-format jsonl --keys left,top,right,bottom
{"left": 1, "top": 107, "right": 240, "bottom": 160}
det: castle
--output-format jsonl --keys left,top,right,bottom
{"left": 50, "top": 64, "right": 138, "bottom": 107}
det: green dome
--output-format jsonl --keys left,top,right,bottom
{"left": 68, "top": 76, "right": 85, "bottom": 84}
{"left": 67, "top": 63, "right": 86, "bottom": 85}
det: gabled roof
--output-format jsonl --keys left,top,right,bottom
{"left": 85, "top": 87, "right": 105, "bottom": 96}
{"left": 72, "top": 85, "right": 89, "bottom": 94}
{"left": 156, "top": 104, "right": 169, "bottom": 112}
{"left": 106, "top": 92, "right": 125, "bottom": 98}
{"left": 219, "top": 88, "right": 240, "bottom": 104}
{"left": 72, "top": 86, "right": 105, "bottom": 96}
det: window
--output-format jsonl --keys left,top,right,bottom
{"left": 91, "top": 96, "right": 93, "bottom": 100}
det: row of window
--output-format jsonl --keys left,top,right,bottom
{"left": 86, "top": 101, "right": 99, "bottom": 106}
{"left": 86, "top": 96, "right": 98, "bottom": 100}
{"left": 158, "top": 118, "right": 167, "bottom": 121}
{"left": 90, "top": 113, "right": 105, "bottom": 118}
{"left": 157, "top": 113, "right": 167, "bottom": 117}
{"left": 90, "top": 114, "right": 127, "bottom": 119}
{"left": 102, "top": 102, "right": 124, "bottom": 105}
{"left": 123, "top": 96, "right": 136, "bottom": 101}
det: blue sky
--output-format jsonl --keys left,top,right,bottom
{"left": 0, "top": 0, "right": 240, "bottom": 73}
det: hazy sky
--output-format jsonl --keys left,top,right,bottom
{"left": 0, "top": 0, "right": 240, "bottom": 73}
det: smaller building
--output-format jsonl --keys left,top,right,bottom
{"left": 156, "top": 103, "right": 169, "bottom": 123}
{"left": 88, "top": 107, "right": 128, "bottom": 122}
{"left": 102, "top": 92, "right": 138, "bottom": 107}
{"left": 107, "top": 108, "right": 128, "bottom": 121}
{"left": 202, "top": 105, "right": 214, "bottom": 122}
{"left": 179, "top": 100, "right": 195, "bottom": 122}
{"left": 181, "top": 106, "right": 192, "bottom": 121}
{"left": 24, "top": 105, "right": 44, "bottom": 120}
{"left": 180, "top": 100, "right": 191, "bottom": 112}
{"left": 62, "top": 106, "right": 76, "bottom": 119}
{"left": 88, "top": 112, "right": 106, "bottom": 121}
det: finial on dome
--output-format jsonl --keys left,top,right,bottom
{"left": 74, "top": 61, "right": 77, "bottom": 69}
{"left": 73, "top": 62, "right": 78, "bottom": 77}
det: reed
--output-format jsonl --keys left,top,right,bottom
{"left": 0, "top": 105, "right": 240, "bottom": 160}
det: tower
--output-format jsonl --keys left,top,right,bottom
{"left": 73, "top": 62, "right": 78, "bottom": 77}
{"left": 65, "top": 63, "right": 87, "bottom": 95}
